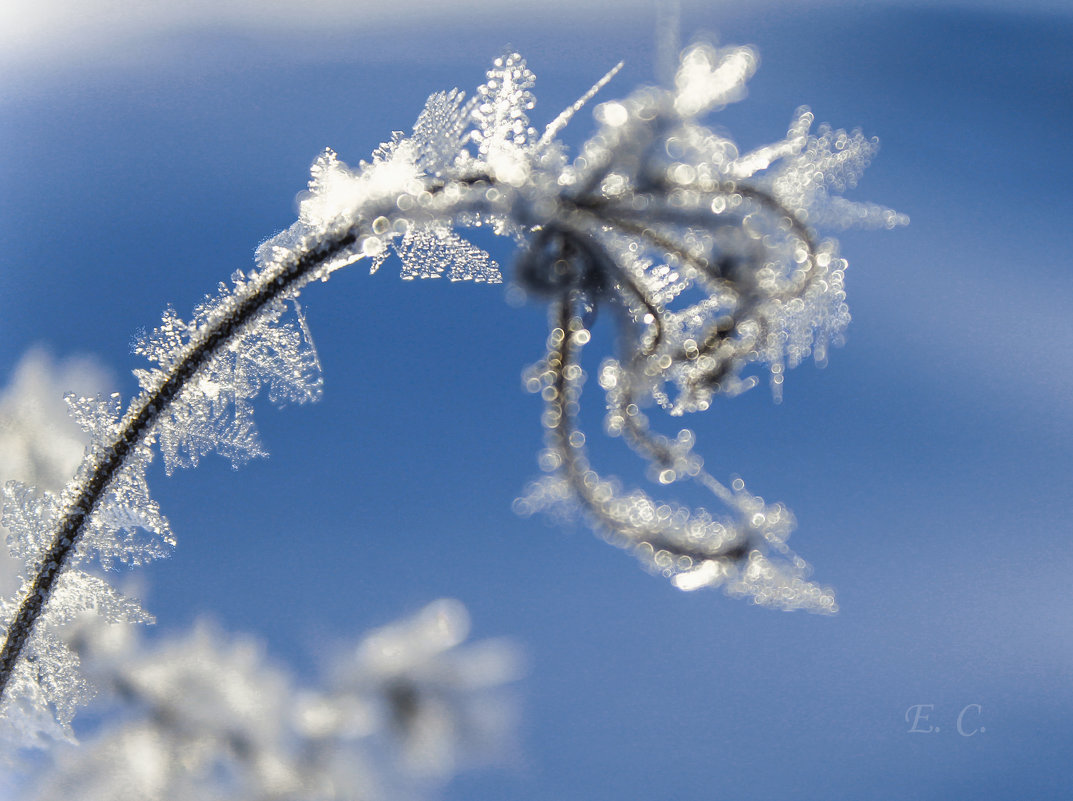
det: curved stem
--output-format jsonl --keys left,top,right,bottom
{"left": 0, "top": 226, "right": 364, "bottom": 701}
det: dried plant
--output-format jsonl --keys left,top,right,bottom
{"left": 0, "top": 42, "right": 902, "bottom": 749}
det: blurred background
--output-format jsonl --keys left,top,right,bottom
{"left": 1, "top": 0, "right": 1072, "bottom": 798}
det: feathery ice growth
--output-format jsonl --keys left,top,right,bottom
{"left": 0, "top": 43, "right": 904, "bottom": 748}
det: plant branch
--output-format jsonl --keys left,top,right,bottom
{"left": 0, "top": 226, "right": 367, "bottom": 700}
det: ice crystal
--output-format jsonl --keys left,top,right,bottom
{"left": 396, "top": 224, "right": 501, "bottom": 282}
{"left": 412, "top": 88, "right": 476, "bottom": 178}
{"left": 133, "top": 290, "right": 322, "bottom": 473}
{"left": 3, "top": 482, "right": 62, "bottom": 568}
{"left": 63, "top": 395, "right": 173, "bottom": 568}
{"left": 673, "top": 43, "right": 757, "bottom": 117}
{"left": 472, "top": 52, "right": 537, "bottom": 169}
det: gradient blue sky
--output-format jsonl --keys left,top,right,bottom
{"left": 2, "top": 2, "right": 1072, "bottom": 799}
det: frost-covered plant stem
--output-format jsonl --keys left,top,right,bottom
{"left": 0, "top": 227, "right": 355, "bottom": 699}
{"left": 0, "top": 168, "right": 510, "bottom": 702}
{"left": 0, "top": 172, "right": 772, "bottom": 698}
{"left": 0, "top": 172, "right": 526, "bottom": 702}
{"left": 533, "top": 187, "right": 814, "bottom": 570}
{"left": 1, "top": 44, "right": 903, "bottom": 737}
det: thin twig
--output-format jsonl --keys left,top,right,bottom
{"left": 0, "top": 227, "right": 362, "bottom": 700}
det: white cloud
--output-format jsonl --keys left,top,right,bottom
{"left": 0, "top": 0, "right": 666, "bottom": 73}
{"left": 4, "top": 0, "right": 1067, "bottom": 77}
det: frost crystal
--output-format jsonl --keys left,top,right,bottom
{"left": 133, "top": 289, "right": 323, "bottom": 473}
{"left": 472, "top": 53, "right": 537, "bottom": 164}
{"left": 412, "top": 88, "right": 475, "bottom": 178}
{"left": 396, "top": 224, "right": 501, "bottom": 282}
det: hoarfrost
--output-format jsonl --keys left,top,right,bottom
{"left": 1, "top": 40, "right": 901, "bottom": 749}
{"left": 396, "top": 224, "right": 501, "bottom": 283}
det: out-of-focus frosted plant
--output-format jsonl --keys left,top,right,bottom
{"left": 25, "top": 599, "right": 518, "bottom": 800}
{"left": 0, "top": 42, "right": 902, "bottom": 747}
{"left": 302, "top": 598, "right": 521, "bottom": 786}
{"left": 0, "top": 353, "right": 519, "bottom": 796}
{"left": 0, "top": 351, "right": 110, "bottom": 495}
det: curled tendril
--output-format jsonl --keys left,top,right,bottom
{"left": 516, "top": 175, "right": 840, "bottom": 612}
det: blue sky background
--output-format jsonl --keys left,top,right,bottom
{"left": 2, "top": 1, "right": 1072, "bottom": 798}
